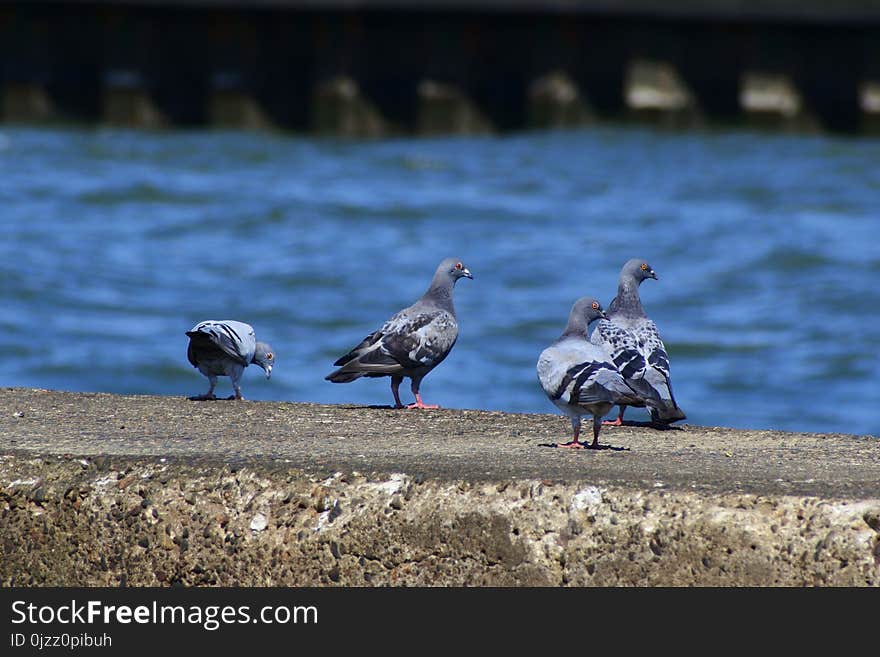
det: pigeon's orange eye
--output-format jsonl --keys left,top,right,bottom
{"left": 455, "top": 262, "right": 463, "bottom": 270}
{"left": 641, "top": 263, "right": 649, "bottom": 271}
{"left": 267, "top": 353, "right": 274, "bottom": 360}
{"left": 591, "top": 302, "right": 599, "bottom": 310}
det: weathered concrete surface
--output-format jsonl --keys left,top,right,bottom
{"left": 1, "top": 388, "right": 878, "bottom": 586}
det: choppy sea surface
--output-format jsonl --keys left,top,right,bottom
{"left": 1, "top": 125, "right": 878, "bottom": 436}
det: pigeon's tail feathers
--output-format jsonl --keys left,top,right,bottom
{"left": 580, "top": 384, "right": 643, "bottom": 408}
{"left": 650, "top": 402, "right": 687, "bottom": 424}
{"left": 186, "top": 331, "right": 222, "bottom": 368}
{"left": 643, "top": 373, "right": 686, "bottom": 423}
{"left": 623, "top": 376, "right": 664, "bottom": 408}
{"left": 325, "top": 369, "right": 365, "bottom": 384}
{"left": 186, "top": 342, "right": 198, "bottom": 369}
{"left": 332, "top": 330, "right": 384, "bottom": 366}
{"left": 326, "top": 342, "right": 404, "bottom": 382}
{"left": 332, "top": 349, "right": 360, "bottom": 367}
{"left": 325, "top": 357, "right": 403, "bottom": 382}
{"left": 613, "top": 388, "right": 650, "bottom": 408}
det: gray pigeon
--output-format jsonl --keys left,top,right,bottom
{"left": 325, "top": 257, "right": 473, "bottom": 409}
{"left": 186, "top": 320, "right": 275, "bottom": 400}
{"left": 590, "top": 258, "right": 686, "bottom": 425}
{"left": 538, "top": 297, "right": 658, "bottom": 449}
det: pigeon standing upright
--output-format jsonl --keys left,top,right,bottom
{"left": 590, "top": 258, "right": 686, "bottom": 425}
{"left": 325, "top": 257, "right": 473, "bottom": 409}
{"left": 538, "top": 297, "right": 659, "bottom": 449}
{"left": 186, "top": 320, "right": 275, "bottom": 400}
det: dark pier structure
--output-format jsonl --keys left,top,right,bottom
{"left": 3, "top": 1, "right": 880, "bottom": 134}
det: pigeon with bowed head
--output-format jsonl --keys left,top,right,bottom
{"left": 186, "top": 320, "right": 275, "bottom": 400}
{"left": 538, "top": 297, "right": 660, "bottom": 449}
{"left": 591, "top": 258, "right": 686, "bottom": 425}
{"left": 325, "top": 257, "right": 473, "bottom": 409}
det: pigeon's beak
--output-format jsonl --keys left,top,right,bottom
{"left": 265, "top": 365, "right": 272, "bottom": 379}
{"left": 599, "top": 309, "right": 608, "bottom": 320}
{"left": 650, "top": 270, "right": 658, "bottom": 280}
{"left": 462, "top": 268, "right": 473, "bottom": 280}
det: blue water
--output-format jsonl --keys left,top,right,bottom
{"left": 1, "top": 125, "right": 878, "bottom": 436}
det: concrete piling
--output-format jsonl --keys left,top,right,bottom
{"left": 859, "top": 81, "right": 880, "bottom": 132}
{"left": 739, "top": 72, "right": 819, "bottom": 131}
{"left": 312, "top": 76, "right": 387, "bottom": 137}
{"left": 624, "top": 59, "right": 702, "bottom": 128}
{"left": 527, "top": 71, "right": 594, "bottom": 129}
{"left": 103, "top": 70, "right": 166, "bottom": 128}
{"left": 2, "top": 81, "right": 53, "bottom": 123}
{"left": 209, "top": 72, "right": 273, "bottom": 130}
{"left": 417, "top": 79, "right": 493, "bottom": 135}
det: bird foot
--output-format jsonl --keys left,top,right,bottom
{"left": 406, "top": 401, "right": 439, "bottom": 409}
{"left": 602, "top": 417, "right": 623, "bottom": 426}
{"left": 188, "top": 393, "right": 217, "bottom": 401}
{"left": 226, "top": 394, "right": 245, "bottom": 401}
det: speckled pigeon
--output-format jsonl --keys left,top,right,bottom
{"left": 325, "top": 257, "right": 473, "bottom": 409}
{"left": 590, "top": 258, "right": 686, "bottom": 425}
{"left": 186, "top": 320, "right": 275, "bottom": 400}
{"left": 538, "top": 297, "right": 661, "bottom": 449}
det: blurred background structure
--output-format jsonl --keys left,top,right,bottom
{"left": 3, "top": 0, "right": 880, "bottom": 134}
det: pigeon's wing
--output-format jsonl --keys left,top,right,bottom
{"left": 576, "top": 363, "right": 644, "bottom": 407}
{"left": 186, "top": 321, "right": 256, "bottom": 366}
{"left": 331, "top": 328, "right": 390, "bottom": 367}
{"left": 328, "top": 307, "right": 458, "bottom": 378}
{"left": 539, "top": 340, "right": 643, "bottom": 409}
{"left": 380, "top": 307, "right": 459, "bottom": 370}
{"left": 634, "top": 318, "right": 686, "bottom": 422}
{"left": 590, "top": 319, "right": 648, "bottom": 380}
{"left": 633, "top": 318, "right": 668, "bottom": 376}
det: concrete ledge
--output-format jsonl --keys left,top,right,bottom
{"left": 1, "top": 388, "right": 879, "bottom": 586}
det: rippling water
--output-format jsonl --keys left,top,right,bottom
{"left": 1, "top": 125, "right": 878, "bottom": 436}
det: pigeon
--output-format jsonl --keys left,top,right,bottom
{"left": 590, "top": 258, "right": 686, "bottom": 425}
{"left": 538, "top": 297, "right": 660, "bottom": 449}
{"left": 325, "top": 257, "right": 473, "bottom": 409}
{"left": 185, "top": 320, "right": 275, "bottom": 400}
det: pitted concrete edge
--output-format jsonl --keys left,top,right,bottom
{"left": 2, "top": 453, "right": 879, "bottom": 586}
